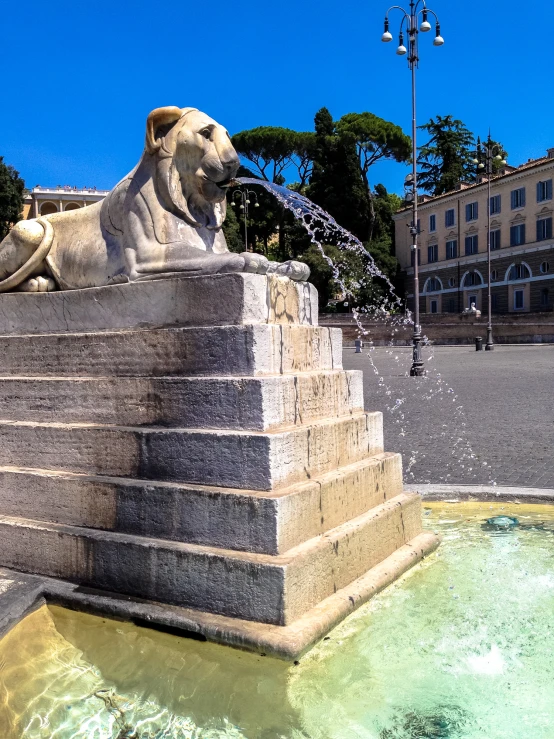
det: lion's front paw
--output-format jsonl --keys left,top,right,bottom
{"left": 240, "top": 252, "right": 269, "bottom": 275}
{"left": 18, "top": 276, "right": 57, "bottom": 293}
{"left": 267, "top": 260, "right": 310, "bottom": 282}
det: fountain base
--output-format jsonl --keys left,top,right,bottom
{"left": 0, "top": 273, "right": 438, "bottom": 657}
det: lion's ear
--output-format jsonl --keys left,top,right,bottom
{"left": 145, "top": 107, "right": 183, "bottom": 155}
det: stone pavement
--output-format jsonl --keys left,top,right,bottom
{"left": 343, "top": 345, "right": 554, "bottom": 489}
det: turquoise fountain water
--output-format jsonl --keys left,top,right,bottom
{"left": 1, "top": 502, "right": 553, "bottom": 738}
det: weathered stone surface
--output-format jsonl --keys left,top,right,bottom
{"left": 0, "top": 274, "right": 317, "bottom": 335}
{"left": 0, "top": 270, "right": 437, "bottom": 655}
{"left": 0, "top": 453, "right": 402, "bottom": 554}
{"left": 0, "top": 413, "right": 383, "bottom": 490}
{"left": 0, "top": 531, "right": 440, "bottom": 660}
{"left": 0, "top": 324, "right": 342, "bottom": 377}
{"left": 0, "top": 492, "right": 421, "bottom": 625}
{"left": 0, "top": 369, "right": 362, "bottom": 430}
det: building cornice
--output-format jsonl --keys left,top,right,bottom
{"left": 393, "top": 158, "right": 554, "bottom": 219}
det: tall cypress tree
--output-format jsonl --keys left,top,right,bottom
{"left": 307, "top": 108, "right": 370, "bottom": 242}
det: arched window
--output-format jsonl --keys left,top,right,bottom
{"left": 490, "top": 269, "right": 498, "bottom": 282}
{"left": 40, "top": 202, "right": 57, "bottom": 216}
{"left": 507, "top": 263, "right": 531, "bottom": 281}
{"left": 461, "top": 271, "right": 483, "bottom": 287}
{"left": 425, "top": 277, "right": 442, "bottom": 292}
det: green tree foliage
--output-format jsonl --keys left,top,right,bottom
{"left": 417, "top": 115, "right": 475, "bottom": 195}
{"left": 229, "top": 110, "right": 406, "bottom": 311}
{"left": 231, "top": 127, "right": 315, "bottom": 186}
{"left": 221, "top": 198, "right": 244, "bottom": 253}
{"left": 0, "top": 157, "right": 25, "bottom": 240}
{"left": 336, "top": 113, "right": 411, "bottom": 240}
{"left": 307, "top": 107, "right": 370, "bottom": 242}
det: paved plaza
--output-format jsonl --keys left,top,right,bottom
{"left": 343, "top": 344, "right": 554, "bottom": 489}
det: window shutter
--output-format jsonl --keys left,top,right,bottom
{"left": 537, "top": 220, "right": 542, "bottom": 242}
{"left": 521, "top": 189, "right": 526, "bottom": 207}
{"left": 547, "top": 218, "right": 553, "bottom": 239}
{"left": 521, "top": 224, "right": 526, "bottom": 244}
{"left": 548, "top": 180, "right": 553, "bottom": 200}
{"left": 511, "top": 191, "right": 515, "bottom": 209}
{"left": 537, "top": 182, "right": 542, "bottom": 202}
{"left": 474, "top": 203, "right": 478, "bottom": 219}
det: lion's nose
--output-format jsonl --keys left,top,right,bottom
{"left": 221, "top": 152, "right": 240, "bottom": 174}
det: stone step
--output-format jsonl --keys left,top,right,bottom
{"left": 0, "top": 324, "right": 342, "bottom": 377}
{"left": 0, "top": 370, "right": 363, "bottom": 430}
{"left": 0, "top": 413, "right": 383, "bottom": 491}
{"left": 0, "top": 273, "right": 317, "bottom": 335}
{"left": 0, "top": 492, "right": 422, "bottom": 625}
{"left": 0, "top": 452, "right": 402, "bottom": 554}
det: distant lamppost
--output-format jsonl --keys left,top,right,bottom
{"left": 472, "top": 136, "right": 507, "bottom": 351}
{"left": 381, "top": 1, "right": 444, "bottom": 376}
{"left": 231, "top": 189, "right": 259, "bottom": 252}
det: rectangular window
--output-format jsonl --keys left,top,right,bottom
{"left": 490, "top": 229, "right": 501, "bottom": 250}
{"left": 537, "top": 217, "right": 553, "bottom": 241}
{"left": 465, "top": 202, "right": 478, "bottom": 222}
{"left": 514, "top": 289, "right": 524, "bottom": 310}
{"left": 410, "top": 249, "right": 421, "bottom": 267}
{"left": 511, "top": 187, "right": 526, "bottom": 209}
{"left": 429, "top": 214, "right": 436, "bottom": 232}
{"left": 445, "top": 239, "right": 457, "bottom": 259}
{"left": 445, "top": 209, "right": 455, "bottom": 227}
{"left": 465, "top": 235, "right": 478, "bottom": 255}
{"left": 510, "top": 224, "right": 526, "bottom": 246}
{"left": 491, "top": 294, "right": 498, "bottom": 311}
{"left": 490, "top": 194, "right": 501, "bottom": 215}
{"left": 446, "top": 298, "right": 456, "bottom": 313}
{"left": 430, "top": 299, "right": 438, "bottom": 314}
{"left": 541, "top": 288, "right": 550, "bottom": 308}
{"left": 427, "top": 244, "right": 438, "bottom": 263}
{"left": 537, "top": 179, "right": 553, "bottom": 203}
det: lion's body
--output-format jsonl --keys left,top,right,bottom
{"left": 0, "top": 107, "right": 309, "bottom": 292}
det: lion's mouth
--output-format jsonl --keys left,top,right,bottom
{"left": 214, "top": 177, "right": 236, "bottom": 190}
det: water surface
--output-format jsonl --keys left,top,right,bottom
{"left": 1, "top": 502, "right": 553, "bottom": 738}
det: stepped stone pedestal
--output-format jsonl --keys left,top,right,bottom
{"left": 0, "top": 273, "right": 438, "bottom": 657}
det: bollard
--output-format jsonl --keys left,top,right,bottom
{"left": 475, "top": 336, "right": 483, "bottom": 351}
{"left": 355, "top": 339, "right": 363, "bottom": 353}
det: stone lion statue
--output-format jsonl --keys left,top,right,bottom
{"left": 0, "top": 107, "right": 310, "bottom": 292}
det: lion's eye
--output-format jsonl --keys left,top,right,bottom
{"left": 201, "top": 129, "right": 211, "bottom": 140}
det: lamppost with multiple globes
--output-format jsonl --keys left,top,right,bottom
{"left": 381, "top": 0, "right": 444, "bottom": 376}
{"left": 471, "top": 136, "right": 507, "bottom": 351}
{"left": 231, "top": 189, "right": 259, "bottom": 252}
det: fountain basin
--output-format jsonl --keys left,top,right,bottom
{"left": 0, "top": 501, "right": 552, "bottom": 738}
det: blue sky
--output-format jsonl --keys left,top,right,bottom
{"left": 2, "top": 0, "right": 552, "bottom": 197}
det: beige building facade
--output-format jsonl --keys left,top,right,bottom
{"left": 394, "top": 149, "right": 554, "bottom": 314}
{"left": 23, "top": 185, "right": 110, "bottom": 220}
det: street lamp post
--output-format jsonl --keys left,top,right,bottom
{"left": 231, "top": 189, "right": 259, "bottom": 252}
{"left": 381, "top": 1, "right": 444, "bottom": 376}
{"left": 472, "top": 136, "right": 507, "bottom": 351}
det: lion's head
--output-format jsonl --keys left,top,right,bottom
{"left": 145, "top": 106, "right": 240, "bottom": 230}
